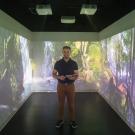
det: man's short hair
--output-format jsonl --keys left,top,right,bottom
{"left": 63, "top": 46, "right": 71, "bottom": 50}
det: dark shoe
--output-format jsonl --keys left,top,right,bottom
{"left": 56, "top": 120, "right": 64, "bottom": 128}
{"left": 70, "top": 121, "right": 78, "bottom": 129}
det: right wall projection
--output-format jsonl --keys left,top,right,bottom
{"left": 99, "top": 28, "right": 135, "bottom": 130}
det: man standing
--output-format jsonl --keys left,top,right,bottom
{"left": 52, "top": 46, "right": 78, "bottom": 128}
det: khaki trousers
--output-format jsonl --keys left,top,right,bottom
{"left": 57, "top": 82, "right": 76, "bottom": 121}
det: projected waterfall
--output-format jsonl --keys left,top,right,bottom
{"left": 0, "top": 26, "right": 32, "bottom": 128}
{"left": 42, "top": 42, "right": 53, "bottom": 78}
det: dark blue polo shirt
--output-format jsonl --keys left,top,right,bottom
{"left": 54, "top": 58, "right": 78, "bottom": 84}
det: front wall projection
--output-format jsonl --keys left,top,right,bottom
{"left": 99, "top": 28, "right": 135, "bottom": 130}
{"left": 0, "top": 27, "right": 32, "bottom": 128}
{"left": 32, "top": 41, "right": 101, "bottom": 91}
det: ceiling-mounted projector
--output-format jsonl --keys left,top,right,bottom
{"left": 80, "top": 4, "right": 97, "bottom": 15}
{"left": 36, "top": 4, "right": 52, "bottom": 15}
{"left": 61, "top": 16, "right": 75, "bottom": 24}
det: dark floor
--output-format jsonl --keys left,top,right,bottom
{"left": 0, "top": 92, "right": 134, "bottom": 135}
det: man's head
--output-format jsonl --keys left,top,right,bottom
{"left": 62, "top": 46, "right": 71, "bottom": 59}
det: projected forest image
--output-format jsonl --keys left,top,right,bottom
{"left": 100, "top": 28, "right": 135, "bottom": 130}
{"left": 0, "top": 27, "right": 32, "bottom": 127}
{"left": 32, "top": 41, "right": 102, "bottom": 91}
{"left": 1, "top": 26, "right": 134, "bottom": 130}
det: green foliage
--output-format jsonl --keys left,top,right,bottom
{"left": 71, "top": 48, "right": 79, "bottom": 58}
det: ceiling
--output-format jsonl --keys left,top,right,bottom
{"left": 0, "top": 0, "right": 135, "bottom": 32}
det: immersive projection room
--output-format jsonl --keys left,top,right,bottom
{"left": 0, "top": 0, "right": 135, "bottom": 135}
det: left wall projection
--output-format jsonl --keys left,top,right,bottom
{"left": 0, "top": 26, "right": 32, "bottom": 128}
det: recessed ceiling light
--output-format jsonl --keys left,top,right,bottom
{"left": 36, "top": 4, "right": 52, "bottom": 15}
{"left": 61, "top": 16, "right": 75, "bottom": 24}
{"left": 80, "top": 4, "right": 97, "bottom": 15}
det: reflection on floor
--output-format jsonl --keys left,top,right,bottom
{"left": 0, "top": 92, "right": 134, "bottom": 135}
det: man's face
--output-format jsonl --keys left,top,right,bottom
{"left": 62, "top": 48, "right": 71, "bottom": 59}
